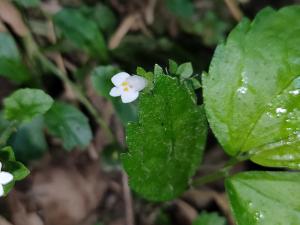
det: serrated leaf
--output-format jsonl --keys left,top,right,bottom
{"left": 53, "top": 9, "right": 108, "bottom": 61}
{"left": 9, "top": 116, "right": 48, "bottom": 163}
{"left": 4, "top": 88, "right": 54, "bottom": 122}
{"left": 44, "top": 102, "right": 92, "bottom": 151}
{"left": 122, "top": 74, "right": 207, "bottom": 201}
{"left": 192, "top": 212, "right": 226, "bottom": 225}
{"left": 226, "top": 171, "right": 300, "bottom": 225}
{"left": 177, "top": 62, "right": 193, "bottom": 79}
{"left": 0, "top": 32, "right": 30, "bottom": 83}
{"left": 203, "top": 6, "right": 300, "bottom": 169}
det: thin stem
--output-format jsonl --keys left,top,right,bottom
{"left": 192, "top": 153, "right": 250, "bottom": 187}
{"left": 0, "top": 121, "right": 18, "bottom": 147}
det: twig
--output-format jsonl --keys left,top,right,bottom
{"left": 109, "top": 14, "right": 139, "bottom": 49}
{"left": 224, "top": 0, "right": 243, "bottom": 21}
{"left": 122, "top": 172, "right": 135, "bottom": 225}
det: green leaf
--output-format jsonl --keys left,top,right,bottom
{"left": 0, "top": 146, "right": 29, "bottom": 195}
{"left": 0, "top": 146, "right": 15, "bottom": 161}
{"left": 80, "top": 4, "right": 117, "bottom": 36}
{"left": 91, "top": 66, "right": 137, "bottom": 124}
{"left": 166, "top": 0, "right": 195, "bottom": 18}
{"left": 9, "top": 116, "right": 48, "bottom": 163}
{"left": 0, "top": 32, "right": 30, "bottom": 83}
{"left": 192, "top": 212, "right": 226, "bottom": 225}
{"left": 122, "top": 74, "right": 207, "bottom": 201}
{"left": 226, "top": 171, "right": 300, "bottom": 225}
{"left": 136, "top": 67, "right": 154, "bottom": 91}
{"left": 53, "top": 9, "right": 109, "bottom": 61}
{"left": 4, "top": 88, "right": 54, "bottom": 122}
{"left": 44, "top": 102, "right": 92, "bottom": 151}
{"left": 168, "top": 59, "right": 178, "bottom": 75}
{"left": 5, "top": 161, "right": 29, "bottom": 181}
{"left": 203, "top": 6, "right": 300, "bottom": 169}
{"left": 13, "top": 0, "right": 40, "bottom": 7}
{"left": 177, "top": 62, "right": 193, "bottom": 79}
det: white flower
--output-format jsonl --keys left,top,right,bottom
{"left": 109, "top": 72, "right": 147, "bottom": 103}
{"left": 0, "top": 162, "right": 13, "bottom": 197}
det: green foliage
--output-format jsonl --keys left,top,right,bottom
{"left": 44, "top": 102, "right": 92, "bottom": 151}
{"left": 9, "top": 116, "right": 48, "bottom": 163}
{"left": 0, "top": 32, "right": 30, "bottom": 83}
{"left": 192, "top": 212, "right": 226, "bottom": 225}
{"left": 226, "top": 171, "right": 300, "bottom": 225}
{"left": 80, "top": 4, "right": 117, "bottom": 36}
{"left": 13, "top": 0, "right": 40, "bottom": 7}
{"left": 166, "top": 0, "right": 195, "bottom": 18}
{"left": 53, "top": 8, "right": 109, "bottom": 61}
{"left": 203, "top": 6, "right": 300, "bottom": 169}
{"left": 91, "top": 66, "right": 137, "bottom": 124}
{"left": 176, "top": 62, "right": 193, "bottom": 79}
{"left": 122, "top": 73, "right": 207, "bottom": 201}
{"left": 0, "top": 146, "right": 29, "bottom": 195}
{"left": 4, "top": 89, "right": 54, "bottom": 122}
{"left": 192, "top": 12, "right": 229, "bottom": 46}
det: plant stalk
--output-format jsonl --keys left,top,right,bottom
{"left": 0, "top": 121, "right": 18, "bottom": 147}
{"left": 192, "top": 153, "right": 250, "bottom": 187}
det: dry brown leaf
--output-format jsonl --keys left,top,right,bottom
{"left": 0, "top": 0, "right": 29, "bottom": 37}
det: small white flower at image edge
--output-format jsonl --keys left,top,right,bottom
{"left": 109, "top": 72, "right": 148, "bottom": 103}
{"left": 0, "top": 162, "right": 13, "bottom": 197}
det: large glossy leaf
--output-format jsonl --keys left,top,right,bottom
{"left": 122, "top": 74, "right": 207, "bottom": 201}
{"left": 53, "top": 9, "right": 108, "bottom": 61}
{"left": 91, "top": 66, "right": 137, "bottom": 124}
{"left": 0, "top": 32, "right": 30, "bottom": 83}
{"left": 44, "top": 102, "right": 92, "bottom": 151}
{"left": 203, "top": 6, "right": 300, "bottom": 169}
{"left": 226, "top": 171, "right": 300, "bottom": 225}
{"left": 4, "top": 88, "right": 54, "bottom": 122}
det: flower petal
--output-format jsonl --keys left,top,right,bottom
{"left": 0, "top": 162, "right": 2, "bottom": 171}
{"left": 0, "top": 172, "right": 13, "bottom": 185}
{"left": 109, "top": 87, "right": 121, "bottom": 97}
{"left": 111, "top": 72, "right": 130, "bottom": 86}
{"left": 0, "top": 185, "right": 3, "bottom": 197}
{"left": 121, "top": 91, "right": 139, "bottom": 103}
{"left": 127, "top": 75, "right": 148, "bottom": 91}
